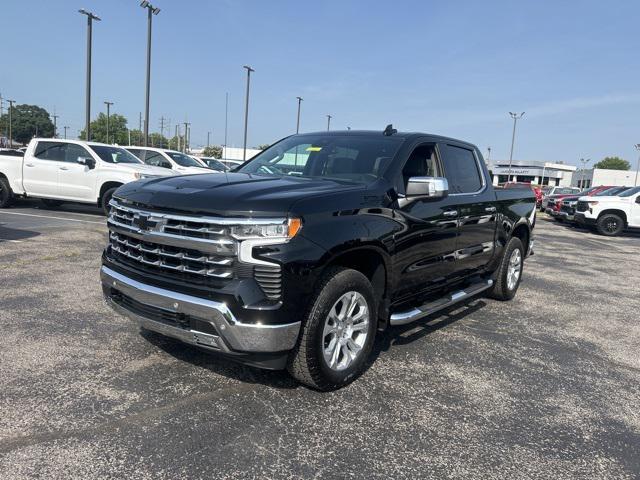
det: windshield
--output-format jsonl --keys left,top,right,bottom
{"left": 596, "top": 186, "right": 627, "bottom": 196}
{"left": 237, "top": 134, "right": 404, "bottom": 184}
{"left": 166, "top": 151, "right": 203, "bottom": 167}
{"left": 206, "top": 159, "right": 227, "bottom": 171}
{"left": 90, "top": 145, "right": 143, "bottom": 164}
{"left": 619, "top": 186, "right": 640, "bottom": 197}
{"left": 554, "top": 187, "right": 581, "bottom": 194}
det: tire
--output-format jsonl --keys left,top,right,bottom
{"left": 488, "top": 237, "right": 524, "bottom": 301}
{"left": 0, "top": 177, "right": 14, "bottom": 208}
{"left": 41, "top": 199, "right": 64, "bottom": 208}
{"left": 287, "top": 267, "right": 377, "bottom": 391}
{"left": 100, "top": 187, "right": 118, "bottom": 216}
{"left": 596, "top": 213, "right": 624, "bottom": 236}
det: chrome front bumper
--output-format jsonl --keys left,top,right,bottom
{"left": 101, "top": 266, "right": 300, "bottom": 354}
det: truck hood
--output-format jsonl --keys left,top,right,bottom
{"left": 174, "top": 166, "right": 213, "bottom": 175}
{"left": 113, "top": 172, "right": 363, "bottom": 216}
{"left": 116, "top": 163, "right": 175, "bottom": 177}
{"left": 578, "top": 195, "right": 625, "bottom": 202}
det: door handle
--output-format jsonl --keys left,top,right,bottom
{"left": 25, "top": 163, "right": 35, "bottom": 167}
{"left": 443, "top": 210, "right": 458, "bottom": 217}
{"left": 59, "top": 166, "right": 69, "bottom": 171}
{"left": 485, "top": 206, "right": 497, "bottom": 213}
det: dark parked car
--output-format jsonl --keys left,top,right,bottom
{"left": 101, "top": 128, "right": 536, "bottom": 390}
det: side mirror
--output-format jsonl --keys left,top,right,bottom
{"left": 77, "top": 156, "right": 96, "bottom": 169}
{"left": 406, "top": 176, "right": 448, "bottom": 199}
{"left": 635, "top": 195, "right": 640, "bottom": 204}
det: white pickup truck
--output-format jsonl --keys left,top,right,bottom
{"left": 574, "top": 186, "right": 640, "bottom": 236}
{"left": 0, "top": 138, "right": 174, "bottom": 214}
{"left": 125, "top": 146, "right": 214, "bottom": 175}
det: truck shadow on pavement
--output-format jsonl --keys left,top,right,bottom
{"left": 138, "top": 298, "right": 488, "bottom": 391}
{"left": 0, "top": 223, "right": 41, "bottom": 242}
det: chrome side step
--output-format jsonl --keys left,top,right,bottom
{"left": 389, "top": 279, "right": 494, "bottom": 326}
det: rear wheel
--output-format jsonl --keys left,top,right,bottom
{"left": 287, "top": 267, "right": 377, "bottom": 391}
{"left": 100, "top": 187, "right": 119, "bottom": 216}
{"left": 488, "top": 237, "right": 524, "bottom": 301}
{"left": 0, "top": 177, "right": 14, "bottom": 208}
{"left": 41, "top": 199, "right": 64, "bottom": 208}
{"left": 596, "top": 213, "right": 624, "bottom": 236}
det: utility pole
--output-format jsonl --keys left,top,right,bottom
{"left": 183, "top": 122, "right": 190, "bottom": 152}
{"left": 326, "top": 114, "right": 332, "bottom": 131}
{"left": 579, "top": 158, "right": 591, "bottom": 189}
{"left": 634, "top": 144, "right": 640, "bottom": 187}
{"left": 296, "top": 96, "right": 303, "bottom": 134}
{"left": 52, "top": 113, "right": 59, "bottom": 138}
{"left": 507, "top": 111, "right": 525, "bottom": 181}
{"left": 207, "top": 131, "right": 210, "bottom": 147}
{"left": 159, "top": 116, "right": 165, "bottom": 147}
{"left": 79, "top": 9, "right": 101, "bottom": 141}
{"left": 104, "top": 101, "right": 113, "bottom": 143}
{"left": 224, "top": 92, "right": 229, "bottom": 153}
{"left": 242, "top": 66, "right": 254, "bottom": 161}
{"left": 64, "top": 126, "right": 69, "bottom": 139}
{"left": 7, "top": 99, "right": 15, "bottom": 147}
{"left": 140, "top": 1, "right": 160, "bottom": 147}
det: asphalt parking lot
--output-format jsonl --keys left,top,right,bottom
{"left": 1, "top": 202, "right": 639, "bottom": 479}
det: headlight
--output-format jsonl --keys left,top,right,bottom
{"left": 586, "top": 201, "right": 599, "bottom": 205}
{"left": 231, "top": 218, "right": 302, "bottom": 240}
{"left": 133, "top": 173, "right": 159, "bottom": 180}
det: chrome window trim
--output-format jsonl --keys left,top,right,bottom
{"left": 443, "top": 145, "right": 487, "bottom": 197}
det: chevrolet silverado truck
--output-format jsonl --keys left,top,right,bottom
{"left": 101, "top": 128, "right": 536, "bottom": 390}
{"left": 0, "top": 139, "right": 173, "bottom": 214}
{"left": 575, "top": 185, "right": 640, "bottom": 235}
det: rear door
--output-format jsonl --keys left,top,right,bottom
{"left": 57, "top": 143, "right": 98, "bottom": 201}
{"left": 439, "top": 142, "right": 497, "bottom": 278}
{"left": 22, "top": 141, "right": 65, "bottom": 197}
{"left": 392, "top": 141, "right": 460, "bottom": 300}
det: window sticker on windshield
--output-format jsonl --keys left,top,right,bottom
{"left": 306, "top": 146, "right": 322, "bottom": 152}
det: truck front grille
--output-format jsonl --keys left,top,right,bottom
{"left": 576, "top": 201, "right": 589, "bottom": 212}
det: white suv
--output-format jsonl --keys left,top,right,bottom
{"left": 126, "top": 147, "right": 213, "bottom": 175}
{"left": 574, "top": 186, "right": 640, "bottom": 236}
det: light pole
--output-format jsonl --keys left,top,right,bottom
{"left": 224, "top": 92, "right": 228, "bottom": 154}
{"left": 296, "top": 96, "right": 303, "bottom": 133}
{"left": 508, "top": 111, "right": 525, "bottom": 181}
{"left": 52, "top": 113, "right": 59, "bottom": 138}
{"left": 7, "top": 99, "right": 15, "bottom": 147}
{"left": 540, "top": 163, "right": 547, "bottom": 186}
{"left": 104, "top": 101, "right": 113, "bottom": 143}
{"left": 634, "top": 144, "right": 640, "bottom": 187}
{"left": 79, "top": 9, "right": 101, "bottom": 141}
{"left": 242, "top": 65, "right": 254, "bottom": 161}
{"left": 183, "top": 122, "right": 190, "bottom": 152}
{"left": 140, "top": 1, "right": 160, "bottom": 147}
{"left": 326, "top": 114, "right": 332, "bottom": 131}
{"left": 64, "top": 126, "right": 69, "bottom": 139}
{"left": 207, "top": 131, "right": 211, "bottom": 148}
{"left": 579, "top": 158, "right": 591, "bottom": 189}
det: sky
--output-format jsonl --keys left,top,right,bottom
{"left": 2, "top": 0, "right": 640, "bottom": 167}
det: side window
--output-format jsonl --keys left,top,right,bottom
{"left": 401, "top": 144, "right": 439, "bottom": 189}
{"left": 128, "top": 149, "right": 143, "bottom": 160}
{"left": 34, "top": 141, "right": 66, "bottom": 162}
{"left": 64, "top": 143, "right": 91, "bottom": 163}
{"left": 441, "top": 144, "right": 482, "bottom": 194}
{"left": 144, "top": 151, "right": 171, "bottom": 169}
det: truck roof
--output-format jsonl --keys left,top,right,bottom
{"left": 293, "top": 130, "right": 478, "bottom": 149}
{"left": 30, "top": 138, "right": 124, "bottom": 148}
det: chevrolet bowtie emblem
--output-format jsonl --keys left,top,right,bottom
{"left": 132, "top": 213, "right": 165, "bottom": 232}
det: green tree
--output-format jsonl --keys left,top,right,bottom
{"left": 203, "top": 145, "right": 223, "bottom": 158}
{"left": 149, "top": 132, "right": 169, "bottom": 148}
{"left": 80, "top": 113, "right": 129, "bottom": 144}
{"left": 0, "top": 104, "right": 54, "bottom": 144}
{"left": 593, "top": 157, "right": 630, "bottom": 170}
{"left": 257, "top": 144, "right": 270, "bottom": 150}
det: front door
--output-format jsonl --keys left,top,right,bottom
{"left": 439, "top": 142, "right": 497, "bottom": 278}
{"left": 58, "top": 142, "right": 98, "bottom": 201}
{"left": 392, "top": 142, "right": 460, "bottom": 301}
{"left": 23, "top": 140, "right": 65, "bottom": 197}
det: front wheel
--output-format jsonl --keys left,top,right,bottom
{"left": 100, "top": 187, "right": 119, "bottom": 216}
{"left": 596, "top": 213, "right": 624, "bottom": 236}
{"left": 488, "top": 237, "right": 524, "bottom": 301}
{"left": 0, "top": 177, "right": 14, "bottom": 208}
{"left": 287, "top": 267, "right": 377, "bottom": 391}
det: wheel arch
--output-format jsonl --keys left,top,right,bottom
{"left": 98, "top": 181, "right": 123, "bottom": 206}
{"left": 597, "top": 209, "right": 627, "bottom": 225}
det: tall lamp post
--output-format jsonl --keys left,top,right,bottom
{"left": 634, "top": 144, "right": 640, "bottom": 187}
{"left": 242, "top": 65, "right": 254, "bottom": 161}
{"left": 326, "top": 114, "right": 332, "bottom": 131}
{"left": 7, "top": 99, "right": 15, "bottom": 147}
{"left": 295, "top": 96, "right": 303, "bottom": 133}
{"left": 507, "top": 111, "right": 525, "bottom": 181}
{"left": 104, "top": 101, "right": 113, "bottom": 143}
{"left": 79, "top": 9, "right": 100, "bottom": 142}
{"left": 579, "top": 158, "right": 591, "bottom": 189}
{"left": 140, "top": 1, "right": 160, "bottom": 147}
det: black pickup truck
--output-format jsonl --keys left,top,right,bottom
{"left": 101, "top": 128, "right": 535, "bottom": 390}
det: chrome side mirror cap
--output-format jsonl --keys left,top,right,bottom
{"left": 406, "top": 176, "right": 448, "bottom": 198}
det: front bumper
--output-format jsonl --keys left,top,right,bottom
{"left": 574, "top": 212, "right": 597, "bottom": 226}
{"left": 557, "top": 211, "right": 575, "bottom": 221}
{"left": 101, "top": 266, "right": 301, "bottom": 365}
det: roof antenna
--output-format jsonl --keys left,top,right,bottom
{"left": 383, "top": 124, "right": 397, "bottom": 136}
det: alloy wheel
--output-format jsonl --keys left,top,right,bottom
{"left": 506, "top": 248, "right": 522, "bottom": 291}
{"left": 322, "top": 291, "right": 369, "bottom": 371}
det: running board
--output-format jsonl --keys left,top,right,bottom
{"left": 389, "top": 279, "right": 494, "bottom": 326}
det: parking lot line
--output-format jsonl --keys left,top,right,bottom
{"left": 0, "top": 211, "right": 105, "bottom": 225}
{"left": 0, "top": 238, "right": 23, "bottom": 243}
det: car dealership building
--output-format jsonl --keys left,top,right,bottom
{"left": 488, "top": 160, "right": 577, "bottom": 186}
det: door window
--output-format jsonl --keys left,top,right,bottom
{"left": 401, "top": 144, "right": 440, "bottom": 189}
{"left": 144, "top": 151, "right": 172, "bottom": 169}
{"left": 441, "top": 144, "right": 483, "bottom": 194}
{"left": 34, "top": 141, "right": 66, "bottom": 162}
{"left": 63, "top": 143, "right": 92, "bottom": 163}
